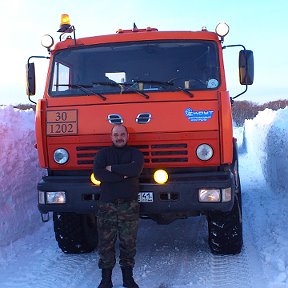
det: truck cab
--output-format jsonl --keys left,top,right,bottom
{"left": 26, "top": 16, "right": 254, "bottom": 255}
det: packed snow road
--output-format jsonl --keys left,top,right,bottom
{"left": 0, "top": 217, "right": 266, "bottom": 288}
{"left": 0, "top": 179, "right": 267, "bottom": 288}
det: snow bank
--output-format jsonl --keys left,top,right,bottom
{"left": 264, "top": 108, "right": 288, "bottom": 192}
{"left": 243, "top": 107, "right": 288, "bottom": 192}
{"left": 0, "top": 106, "right": 43, "bottom": 247}
{"left": 242, "top": 107, "right": 288, "bottom": 286}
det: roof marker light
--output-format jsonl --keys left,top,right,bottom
{"left": 133, "top": 23, "right": 138, "bottom": 32}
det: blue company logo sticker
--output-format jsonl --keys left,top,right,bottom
{"left": 184, "top": 108, "right": 214, "bottom": 122}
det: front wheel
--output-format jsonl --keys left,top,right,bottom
{"left": 207, "top": 194, "right": 243, "bottom": 255}
{"left": 53, "top": 212, "right": 98, "bottom": 254}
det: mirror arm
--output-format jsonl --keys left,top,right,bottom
{"left": 232, "top": 84, "right": 248, "bottom": 100}
{"left": 28, "top": 95, "right": 37, "bottom": 105}
{"left": 27, "top": 55, "right": 50, "bottom": 66}
{"left": 223, "top": 44, "right": 246, "bottom": 51}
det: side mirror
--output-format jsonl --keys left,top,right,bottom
{"left": 239, "top": 50, "right": 254, "bottom": 85}
{"left": 26, "top": 63, "right": 36, "bottom": 96}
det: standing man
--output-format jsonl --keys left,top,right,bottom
{"left": 93, "top": 125, "right": 144, "bottom": 288}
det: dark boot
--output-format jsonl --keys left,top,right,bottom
{"left": 121, "top": 267, "right": 139, "bottom": 288}
{"left": 97, "top": 269, "right": 113, "bottom": 288}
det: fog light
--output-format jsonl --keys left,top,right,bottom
{"left": 199, "top": 188, "right": 221, "bottom": 202}
{"left": 90, "top": 173, "right": 101, "bottom": 186}
{"left": 154, "top": 169, "right": 168, "bottom": 184}
{"left": 222, "top": 187, "right": 232, "bottom": 202}
{"left": 46, "top": 192, "right": 66, "bottom": 204}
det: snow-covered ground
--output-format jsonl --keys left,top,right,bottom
{"left": 0, "top": 105, "right": 288, "bottom": 287}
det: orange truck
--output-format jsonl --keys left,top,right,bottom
{"left": 26, "top": 15, "right": 254, "bottom": 255}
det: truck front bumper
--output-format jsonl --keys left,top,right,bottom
{"left": 37, "top": 170, "right": 235, "bottom": 216}
{"left": 139, "top": 170, "right": 235, "bottom": 217}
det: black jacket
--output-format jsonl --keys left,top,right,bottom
{"left": 93, "top": 145, "right": 144, "bottom": 202}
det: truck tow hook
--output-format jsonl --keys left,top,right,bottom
{"left": 41, "top": 213, "right": 50, "bottom": 223}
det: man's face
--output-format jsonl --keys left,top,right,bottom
{"left": 111, "top": 125, "right": 128, "bottom": 147}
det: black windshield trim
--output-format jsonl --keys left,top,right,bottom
{"left": 48, "top": 39, "right": 220, "bottom": 98}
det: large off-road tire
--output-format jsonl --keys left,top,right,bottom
{"left": 207, "top": 193, "right": 243, "bottom": 255}
{"left": 207, "top": 140, "right": 243, "bottom": 255}
{"left": 53, "top": 212, "right": 98, "bottom": 254}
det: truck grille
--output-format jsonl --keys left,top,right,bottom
{"left": 76, "top": 143, "right": 188, "bottom": 166}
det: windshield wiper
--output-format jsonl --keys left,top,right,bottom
{"left": 123, "top": 89, "right": 150, "bottom": 99}
{"left": 131, "top": 80, "right": 194, "bottom": 98}
{"left": 55, "top": 84, "right": 106, "bottom": 100}
{"left": 92, "top": 81, "right": 121, "bottom": 87}
{"left": 93, "top": 81, "right": 150, "bottom": 99}
{"left": 122, "top": 82, "right": 149, "bottom": 99}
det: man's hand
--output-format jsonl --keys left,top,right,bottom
{"left": 105, "top": 166, "right": 127, "bottom": 178}
{"left": 105, "top": 165, "right": 112, "bottom": 172}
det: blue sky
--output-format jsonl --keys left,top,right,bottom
{"left": 0, "top": 0, "right": 287, "bottom": 105}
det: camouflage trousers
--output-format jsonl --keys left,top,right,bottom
{"left": 96, "top": 200, "right": 140, "bottom": 269}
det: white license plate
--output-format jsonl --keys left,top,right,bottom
{"left": 138, "top": 192, "right": 154, "bottom": 202}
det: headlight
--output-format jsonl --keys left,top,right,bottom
{"left": 46, "top": 192, "right": 66, "bottom": 204}
{"left": 154, "top": 169, "right": 168, "bottom": 184}
{"left": 199, "top": 188, "right": 221, "bottom": 202}
{"left": 198, "top": 188, "right": 232, "bottom": 202}
{"left": 196, "top": 144, "right": 213, "bottom": 161}
{"left": 54, "top": 148, "right": 69, "bottom": 164}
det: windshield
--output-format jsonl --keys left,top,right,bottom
{"left": 49, "top": 40, "right": 220, "bottom": 97}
